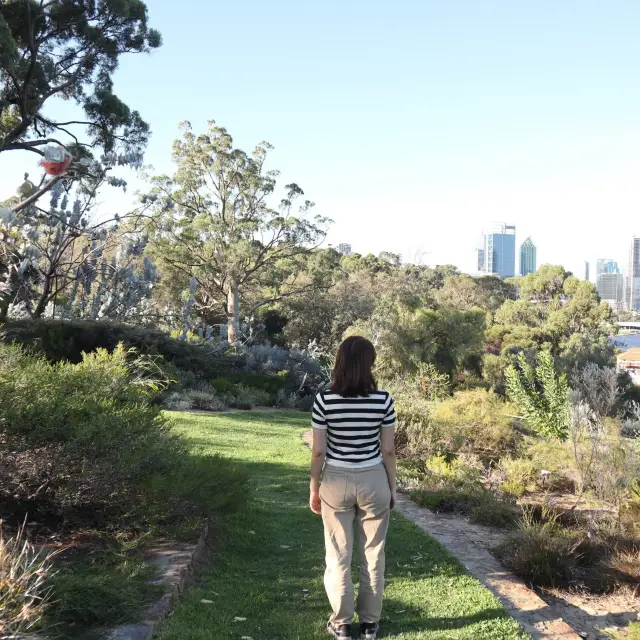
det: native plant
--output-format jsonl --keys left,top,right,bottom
{"left": 506, "top": 350, "right": 570, "bottom": 440}
{"left": 0, "top": 169, "right": 156, "bottom": 321}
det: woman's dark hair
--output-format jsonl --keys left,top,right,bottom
{"left": 331, "top": 336, "right": 377, "bottom": 397}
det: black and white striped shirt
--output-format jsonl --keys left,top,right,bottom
{"left": 312, "top": 390, "right": 396, "bottom": 469}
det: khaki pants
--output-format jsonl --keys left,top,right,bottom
{"left": 320, "top": 463, "right": 391, "bottom": 625}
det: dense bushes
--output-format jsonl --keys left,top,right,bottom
{"left": 0, "top": 319, "right": 320, "bottom": 413}
{"left": 393, "top": 384, "right": 517, "bottom": 461}
{"left": 432, "top": 389, "right": 517, "bottom": 459}
{"left": 0, "top": 344, "right": 248, "bottom": 527}
{"left": 0, "top": 318, "right": 243, "bottom": 379}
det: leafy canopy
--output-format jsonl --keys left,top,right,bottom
{"left": 0, "top": 0, "right": 161, "bottom": 157}
{"left": 146, "top": 121, "right": 329, "bottom": 340}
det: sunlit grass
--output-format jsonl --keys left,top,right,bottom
{"left": 157, "top": 411, "right": 529, "bottom": 639}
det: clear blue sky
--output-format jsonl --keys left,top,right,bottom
{"left": 2, "top": 0, "right": 640, "bottom": 276}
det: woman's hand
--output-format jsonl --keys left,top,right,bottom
{"left": 310, "top": 489, "right": 322, "bottom": 515}
{"left": 390, "top": 489, "right": 397, "bottom": 510}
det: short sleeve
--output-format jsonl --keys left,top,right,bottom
{"left": 311, "top": 393, "right": 327, "bottom": 429}
{"left": 381, "top": 393, "right": 396, "bottom": 428}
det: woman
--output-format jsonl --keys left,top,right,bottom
{"left": 310, "top": 336, "right": 396, "bottom": 640}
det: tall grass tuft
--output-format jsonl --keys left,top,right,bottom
{"left": 0, "top": 521, "right": 56, "bottom": 639}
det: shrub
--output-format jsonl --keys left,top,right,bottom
{"left": 420, "top": 453, "right": 484, "bottom": 490}
{"left": 388, "top": 375, "right": 438, "bottom": 458}
{"left": 275, "top": 388, "right": 298, "bottom": 409}
{"left": 410, "top": 487, "right": 516, "bottom": 528}
{"left": 410, "top": 487, "right": 476, "bottom": 514}
{"left": 225, "top": 385, "right": 272, "bottom": 409}
{"left": 495, "top": 509, "right": 578, "bottom": 587}
{"left": 498, "top": 456, "right": 537, "bottom": 497}
{"left": 505, "top": 350, "right": 570, "bottom": 440}
{"left": 0, "top": 523, "right": 55, "bottom": 639}
{"left": 211, "top": 376, "right": 236, "bottom": 395}
{"left": 165, "top": 386, "right": 228, "bottom": 412}
{"left": 625, "top": 622, "right": 640, "bottom": 640}
{"left": 432, "top": 389, "right": 517, "bottom": 459}
{"left": 469, "top": 492, "right": 517, "bottom": 528}
{"left": 0, "top": 344, "right": 248, "bottom": 527}
{"left": 415, "top": 363, "right": 450, "bottom": 401}
{"left": 0, "top": 318, "right": 243, "bottom": 380}
{"left": 523, "top": 437, "right": 576, "bottom": 491}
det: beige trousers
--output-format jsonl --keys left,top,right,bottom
{"left": 320, "top": 463, "right": 391, "bottom": 625}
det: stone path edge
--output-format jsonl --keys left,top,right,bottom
{"left": 302, "top": 430, "right": 582, "bottom": 640}
{"left": 105, "top": 523, "right": 209, "bottom": 640}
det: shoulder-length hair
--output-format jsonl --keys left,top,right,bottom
{"left": 331, "top": 336, "right": 377, "bottom": 397}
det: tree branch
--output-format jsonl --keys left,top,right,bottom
{"left": 11, "top": 173, "right": 67, "bottom": 213}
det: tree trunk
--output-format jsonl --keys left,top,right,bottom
{"left": 227, "top": 281, "right": 239, "bottom": 345}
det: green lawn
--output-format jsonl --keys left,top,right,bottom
{"left": 156, "top": 411, "right": 529, "bottom": 640}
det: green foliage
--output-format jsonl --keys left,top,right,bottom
{"left": 498, "top": 457, "right": 537, "bottom": 497}
{"left": 146, "top": 121, "right": 330, "bottom": 342}
{"left": 495, "top": 511, "right": 578, "bottom": 587}
{"left": 481, "top": 352, "right": 513, "bottom": 392}
{"left": 225, "top": 384, "right": 272, "bottom": 410}
{"left": 0, "top": 344, "right": 249, "bottom": 526}
{"left": 518, "top": 264, "right": 572, "bottom": 303}
{"left": 0, "top": 0, "right": 160, "bottom": 156}
{"left": 410, "top": 487, "right": 516, "bottom": 528}
{"left": 415, "top": 362, "right": 451, "bottom": 401}
{"left": 432, "top": 389, "right": 517, "bottom": 458}
{"left": 388, "top": 375, "right": 438, "bottom": 458}
{"left": 410, "top": 487, "right": 477, "bottom": 513}
{"left": 422, "top": 453, "right": 484, "bottom": 489}
{"left": 0, "top": 318, "right": 242, "bottom": 379}
{"left": 506, "top": 350, "right": 570, "bottom": 440}
{"left": 165, "top": 386, "right": 227, "bottom": 412}
{"left": 625, "top": 622, "right": 640, "bottom": 640}
{"left": 349, "top": 297, "right": 485, "bottom": 378}
{"left": 469, "top": 492, "right": 518, "bottom": 528}
{"left": 436, "top": 274, "right": 515, "bottom": 312}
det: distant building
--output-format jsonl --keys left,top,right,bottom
{"left": 584, "top": 261, "right": 590, "bottom": 282}
{"left": 617, "top": 348, "right": 640, "bottom": 384}
{"left": 597, "top": 259, "right": 620, "bottom": 276}
{"left": 626, "top": 237, "right": 640, "bottom": 311}
{"left": 476, "top": 248, "right": 485, "bottom": 272}
{"left": 519, "top": 237, "right": 536, "bottom": 276}
{"left": 483, "top": 223, "right": 516, "bottom": 279}
{"left": 337, "top": 243, "right": 352, "bottom": 256}
{"left": 597, "top": 272, "right": 624, "bottom": 306}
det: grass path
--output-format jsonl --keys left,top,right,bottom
{"left": 156, "top": 411, "right": 529, "bottom": 640}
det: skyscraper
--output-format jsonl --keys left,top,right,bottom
{"left": 476, "top": 248, "right": 485, "bottom": 272}
{"left": 337, "top": 243, "right": 352, "bottom": 256}
{"left": 597, "top": 259, "right": 620, "bottom": 276}
{"left": 584, "top": 261, "right": 590, "bottom": 282}
{"left": 626, "top": 237, "right": 640, "bottom": 311}
{"left": 597, "top": 273, "right": 624, "bottom": 307}
{"left": 519, "top": 237, "right": 536, "bottom": 276}
{"left": 483, "top": 224, "right": 516, "bottom": 279}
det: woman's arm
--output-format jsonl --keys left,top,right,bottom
{"left": 380, "top": 426, "right": 397, "bottom": 509}
{"left": 310, "top": 428, "right": 327, "bottom": 514}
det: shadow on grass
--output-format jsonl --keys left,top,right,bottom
{"left": 382, "top": 597, "right": 517, "bottom": 634}
{"left": 155, "top": 411, "right": 527, "bottom": 639}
